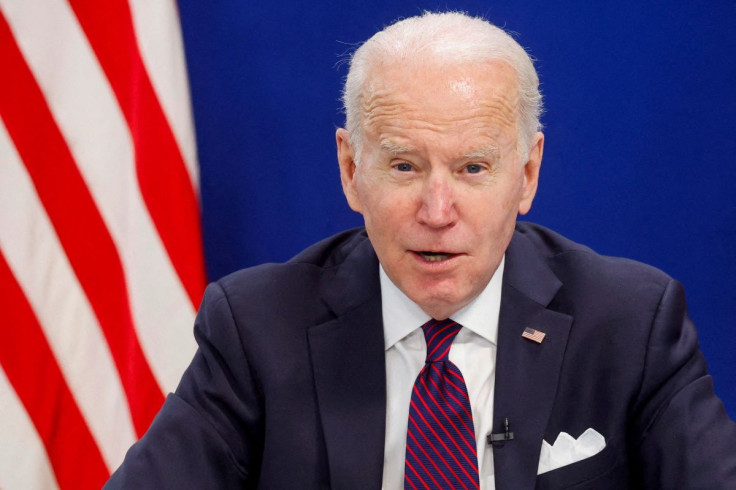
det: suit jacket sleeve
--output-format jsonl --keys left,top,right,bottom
{"left": 629, "top": 278, "right": 736, "bottom": 488}
{"left": 105, "top": 281, "right": 262, "bottom": 488}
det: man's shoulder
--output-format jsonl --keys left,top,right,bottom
{"left": 512, "top": 222, "right": 685, "bottom": 357}
{"left": 514, "top": 221, "right": 674, "bottom": 296}
{"left": 287, "top": 227, "right": 372, "bottom": 268}
{"left": 215, "top": 227, "right": 373, "bottom": 297}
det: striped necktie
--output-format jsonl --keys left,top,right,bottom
{"left": 404, "top": 318, "right": 480, "bottom": 489}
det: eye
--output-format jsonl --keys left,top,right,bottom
{"left": 465, "top": 163, "right": 484, "bottom": 174}
{"left": 395, "top": 162, "right": 413, "bottom": 172}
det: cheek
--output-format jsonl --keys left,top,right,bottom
{"left": 464, "top": 190, "right": 520, "bottom": 240}
{"left": 495, "top": 172, "right": 526, "bottom": 211}
{"left": 359, "top": 180, "right": 416, "bottom": 220}
{"left": 357, "top": 188, "right": 397, "bottom": 236}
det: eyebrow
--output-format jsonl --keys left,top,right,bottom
{"left": 380, "top": 141, "right": 414, "bottom": 155}
{"left": 379, "top": 141, "right": 500, "bottom": 159}
{"left": 463, "top": 145, "right": 499, "bottom": 160}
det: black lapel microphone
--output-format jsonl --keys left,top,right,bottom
{"left": 487, "top": 417, "right": 514, "bottom": 445}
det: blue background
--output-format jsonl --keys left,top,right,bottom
{"left": 177, "top": 1, "right": 735, "bottom": 418}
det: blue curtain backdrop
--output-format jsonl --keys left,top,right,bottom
{"left": 177, "top": 1, "right": 735, "bottom": 418}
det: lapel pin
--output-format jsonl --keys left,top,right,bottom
{"left": 522, "top": 327, "right": 546, "bottom": 343}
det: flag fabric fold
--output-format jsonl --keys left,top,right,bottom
{"left": 0, "top": 1, "right": 205, "bottom": 488}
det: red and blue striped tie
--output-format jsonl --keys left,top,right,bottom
{"left": 404, "top": 319, "right": 480, "bottom": 490}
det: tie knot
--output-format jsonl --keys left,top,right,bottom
{"left": 421, "top": 319, "right": 462, "bottom": 363}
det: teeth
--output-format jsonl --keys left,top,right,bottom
{"left": 420, "top": 252, "right": 453, "bottom": 262}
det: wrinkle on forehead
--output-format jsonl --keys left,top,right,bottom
{"left": 363, "top": 94, "right": 519, "bottom": 140}
{"left": 449, "top": 78, "right": 475, "bottom": 96}
{"left": 360, "top": 61, "right": 520, "bottom": 138}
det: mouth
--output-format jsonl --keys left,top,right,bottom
{"left": 415, "top": 251, "right": 458, "bottom": 263}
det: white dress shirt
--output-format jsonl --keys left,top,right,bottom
{"left": 380, "top": 257, "right": 504, "bottom": 490}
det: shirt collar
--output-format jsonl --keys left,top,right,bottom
{"left": 380, "top": 256, "right": 504, "bottom": 350}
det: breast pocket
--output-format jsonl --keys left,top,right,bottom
{"left": 534, "top": 445, "right": 627, "bottom": 490}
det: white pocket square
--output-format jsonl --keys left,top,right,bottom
{"left": 537, "top": 428, "right": 606, "bottom": 475}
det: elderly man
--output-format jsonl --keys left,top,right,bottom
{"left": 107, "top": 11, "right": 736, "bottom": 489}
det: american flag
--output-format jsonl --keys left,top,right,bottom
{"left": 0, "top": 1, "right": 205, "bottom": 488}
{"left": 522, "top": 327, "right": 546, "bottom": 344}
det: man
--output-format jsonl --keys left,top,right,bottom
{"left": 107, "top": 11, "right": 736, "bottom": 489}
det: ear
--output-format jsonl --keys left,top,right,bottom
{"left": 336, "top": 128, "right": 363, "bottom": 213}
{"left": 518, "top": 131, "right": 544, "bottom": 215}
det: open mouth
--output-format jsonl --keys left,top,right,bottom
{"left": 417, "top": 251, "right": 456, "bottom": 262}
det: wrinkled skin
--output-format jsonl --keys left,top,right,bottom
{"left": 337, "top": 60, "right": 544, "bottom": 320}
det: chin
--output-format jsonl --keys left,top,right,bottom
{"left": 415, "top": 291, "right": 468, "bottom": 319}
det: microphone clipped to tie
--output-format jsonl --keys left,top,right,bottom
{"left": 487, "top": 417, "right": 514, "bottom": 445}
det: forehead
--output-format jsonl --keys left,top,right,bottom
{"left": 360, "top": 60, "right": 520, "bottom": 147}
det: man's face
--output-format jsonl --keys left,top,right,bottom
{"left": 337, "top": 60, "right": 543, "bottom": 320}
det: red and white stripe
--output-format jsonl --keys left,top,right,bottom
{"left": 0, "top": 1, "right": 205, "bottom": 488}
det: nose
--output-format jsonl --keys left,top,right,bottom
{"left": 416, "top": 175, "right": 458, "bottom": 228}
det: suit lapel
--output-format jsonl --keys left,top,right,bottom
{"left": 307, "top": 236, "right": 386, "bottom": 490}
{"left": 492, "top": 230, "right": 573, "bottom": 490}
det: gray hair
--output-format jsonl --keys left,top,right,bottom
{"left": 341, "top": 11, "right": 543, "bottom": 163}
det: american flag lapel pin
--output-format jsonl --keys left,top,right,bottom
{"left": 522, "top": 327, "right": 546, "bottom": 343}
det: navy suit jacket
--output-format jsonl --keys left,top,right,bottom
{"left": 106, "top": 223, "right": 736, "bottom": 489}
